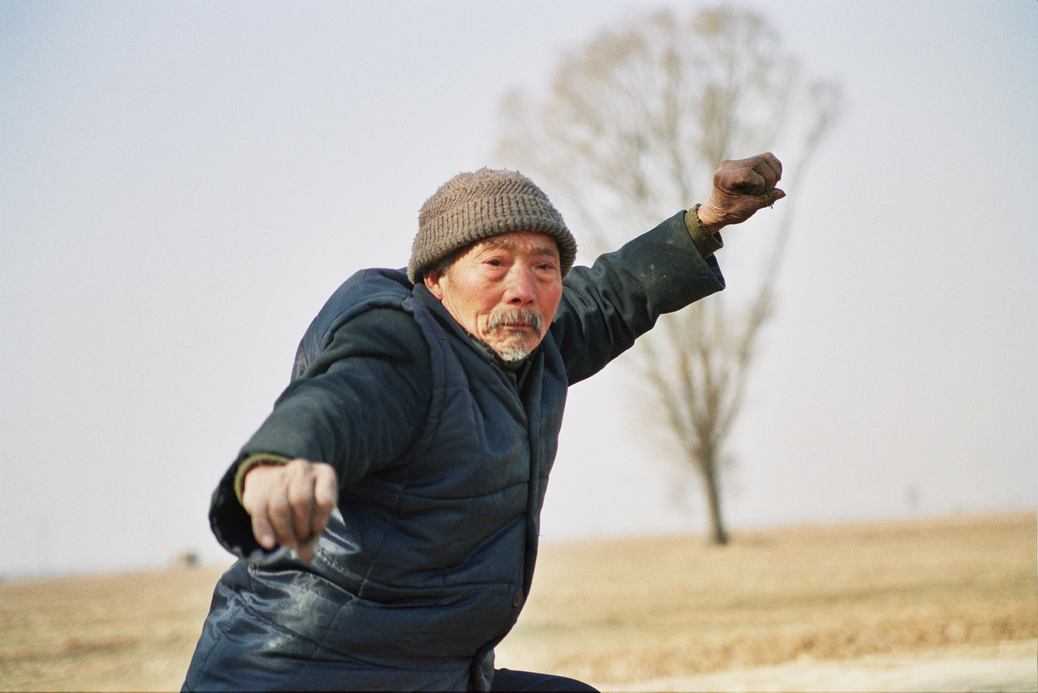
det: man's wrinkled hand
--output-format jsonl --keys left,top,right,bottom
{"left": 242, "top": 458, "right": 338, "bottom": 562}
{"left": 697, "top": 152, "right": 785, "bottom": 233}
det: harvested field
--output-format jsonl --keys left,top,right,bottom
{"left": 0, "top": 511, "right": 1034, "bottom": 691}
{"left": 496, "top": 511, "right": 1036, "bottom": 690}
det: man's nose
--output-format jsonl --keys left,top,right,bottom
{"left": 505, "top": 265, "right": 536, "bottom": 305}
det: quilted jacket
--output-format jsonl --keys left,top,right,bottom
{"left": 183, "top": 211, "right": 724, "bottom": 691}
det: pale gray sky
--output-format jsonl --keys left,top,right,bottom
{"left": 1, "top": 1, "right": 1035, "bottom": 576}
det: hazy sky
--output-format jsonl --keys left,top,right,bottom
{"left": 2, "top": 1, "right": 1035, "bottom": 576}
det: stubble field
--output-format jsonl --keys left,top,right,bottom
{"left": 1, "top": 511, "right": 1034, "bottom": 692}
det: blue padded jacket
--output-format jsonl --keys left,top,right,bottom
{"left": 183, "top": 212, "right": 724, "bottom": 691}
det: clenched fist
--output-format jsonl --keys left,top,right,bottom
{"left": 242, "top": 458, "right": 338, "bottom": 562}
{"left": 697, "top": 152, "right": 784, "bottom": 233}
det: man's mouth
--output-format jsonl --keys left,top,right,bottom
{"left": 488, "top": 310, "right": 543, "bottom": 335}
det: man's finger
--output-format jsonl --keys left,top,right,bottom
{"left": 749, "top": 155, "right": 781, "bottom": 192}
{"left": 266, "top": 479, "right": 304, "bottom": 548}
{"left": 285, "top": 467, "right": 319, "bottom": 543}
{"left": 295, "top": 533, "right": 321, "bottom": 563}
{"left": 717, "top": 164, "right": 766, "bottom": 196}
{"left": 250, "top": 503, "right": 278, "bottom": 550}
{"left": 761, "top": 187, "right": 786, "bottom": 208}
{"left": 758, "top": 152, "right": 782, "bottom": 183}
{"left": 311, "top": 466, "right": 338, "bottom": 536}
{"left": 243, "top": 466, "right": 285, "bottom": 549}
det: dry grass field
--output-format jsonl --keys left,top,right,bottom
{"left": 496, "top": 511, "right": 1036, "bottom": 690}
{"left": 0, "top": 511, "right": 1034, "bottom": 692}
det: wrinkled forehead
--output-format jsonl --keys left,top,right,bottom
{"left": 473, "top": 231, "right": 560, "bottom": 258}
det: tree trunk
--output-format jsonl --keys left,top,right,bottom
{"left": 702, "top": 455, "right": 729, "bottom": 545}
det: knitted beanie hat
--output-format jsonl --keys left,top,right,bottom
{"left": 407, "top": 168, "right": 577, "bottom": 284}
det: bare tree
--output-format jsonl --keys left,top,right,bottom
{"left": 495, "top": 6, "right": 842, "bottom": 544}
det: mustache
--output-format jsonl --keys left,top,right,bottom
{"left": 486, "top": 309, "right": 543, "bottom": 334}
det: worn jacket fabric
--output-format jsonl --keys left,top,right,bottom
{"left": 183, "top": 212, "right": 724, "bottom": 691}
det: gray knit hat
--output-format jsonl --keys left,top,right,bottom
{"left": 407, "top": 168, "right": 577, "bottom": 284}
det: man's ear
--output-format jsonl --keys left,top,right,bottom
{"left": 423, "top": 268, "right": 445, "bottom": 301}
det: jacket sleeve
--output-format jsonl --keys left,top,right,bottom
{"left": 551, "top": 210, "right": 726, "bottom": 385}
{"left": 208, "top": 307, "right": 432, "bottom": 558}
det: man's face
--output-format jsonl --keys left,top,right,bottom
{"left": 423, "top": 231, "right": 564, "bottom": 362}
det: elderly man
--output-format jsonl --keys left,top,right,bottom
{"left": 183, "top": 154, "right": 784, "bottom": 692}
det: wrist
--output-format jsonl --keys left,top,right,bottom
{"left": 234, "top": 453, "right": 292, "bottom": 504}
{"left": 695, "top": 200, "right": 725, "bottom": 234}
{"left": 684, "top": 204, "right": 724, "bottom": 258}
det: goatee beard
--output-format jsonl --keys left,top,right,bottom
{"left": 487, "top": 309, "right": 543, "bottom": 362}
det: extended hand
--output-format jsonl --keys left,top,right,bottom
{"left": 697, "top": 152, "right": 784, "bottom": 233}
{"left": 242, "top": 458, "right": 338, "bottom": 562}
